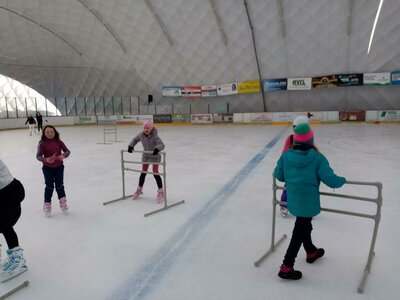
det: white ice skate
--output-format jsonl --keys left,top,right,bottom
{"left": 0, "top": 247, "right": 28, "bottom": 283}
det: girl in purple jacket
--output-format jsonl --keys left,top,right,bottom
{"left": 36, "top": 125, "right": 70, "bottom": 216}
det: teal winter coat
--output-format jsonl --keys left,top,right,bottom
{"left": 274, "top": 148, "right": 346, "bottom": 217}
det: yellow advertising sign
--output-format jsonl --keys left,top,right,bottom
{"left": 238, "top": 80, "right": 260, "bottom": 94}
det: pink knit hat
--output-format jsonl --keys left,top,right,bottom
{"left": 143, "top": 121, "right": 154, "bottom": 130}
{"left": 293, "top": 123, "right": 314, "bottom": 145}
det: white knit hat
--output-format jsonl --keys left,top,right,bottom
{"left": 293, "top": 115, "right": 309, "bottom": 127}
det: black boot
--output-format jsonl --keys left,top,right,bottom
{"left": 306, "top": 248, "right": 325, "bottom": 263}
{"left": 278, "top": 265, "right": 302, "bottom": 280}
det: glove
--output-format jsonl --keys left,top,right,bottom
{"left": 152, "top": 148, "right": 159, "bottom": 155}
{"left": 128, "top": 146, "right": 134, "bottom": 153}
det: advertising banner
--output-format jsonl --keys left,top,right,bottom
{"left": 116, "top": 115, "right": 140, "bottom": 124}
{"left": 74, "top": 116, "right": 96, "bottom": 125}
{"left": 233, "top": 112, "right": 272, "bottom": 123}
{"left": 379, "top": 111, "right": 399, "bottom": 121}
{"left": 118, "top": 115, "right": 152, "bottom": 124}
{"left": 271, "top": 112, "right": 299, "bottom": 123}
{"left": 363, "top": 73, "right": 390, "bottom": 86}
{"left": 287, "top": 78, "right": 312, "bottom": 90}
{"left": 337, "top": 74, "right": 363, "bottom": 86}
{"left": 97, "top": 115, "right": 118, "bottom": 124}
{"left": 171, "top": 114, "right": 188, "bottom": 123}
{"left": 181, "top": 86, "right": 202, "bottom": 98}
{"left": 263, "top": 78, "right": 287, "bottom": 91}
{"left": 238, "top": 80, "right": 260, "bottom": 94}
{"left": 339, "top": 110, "right": 366, "bottom": 121}
{"left": 191, "top": 114, "right": 213, "bottom": 123}
{"left": 162, "top": 86, "right": 181, "bottom": 97}
{"left": 201, "top": 85, "right": 218, "bottom": 97}
{"left": 212, "top": 114, "right": 233, "bottom": 123}
{"left": 217, "top": 83, "right": 238, "bottom": 96}
{"left": 312, "top": 75, "right": 338, "bottom": 88}
{"left": 153, "top": 114, "right": 172, "bottom": 123}
{"left": 391, "top": 71, "right": 400, "bottom": 85}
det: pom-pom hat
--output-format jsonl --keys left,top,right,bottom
{"left": 143, "top": 121, "right": 154, "bottom": 130}
{"left": 293, "top": 115, "right": 309, "bottom": 127}
{"left": 293, "top": 123, "right": 314, "bottom": 145}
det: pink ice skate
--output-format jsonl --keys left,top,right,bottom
{"left": 156, "top": 188, "right": 165, "bottom": 203}
{"left": 132, "top": 186, "right": 143, "bottom": 200}
{"left": 43, "top": 202, "right": 52, "bottom": 217}
{"left": 59, "top": 197, "right": 68, "bottom": 213}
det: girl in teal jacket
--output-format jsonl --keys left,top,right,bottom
{"left": 274, "top": 123, "right": 346, "bottom": 280}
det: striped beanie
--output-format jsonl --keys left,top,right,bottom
{"left": 293, "top": 123, "right": 314, "bottom": 145}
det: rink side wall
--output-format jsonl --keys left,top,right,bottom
{"left": 1, "top": 110, "right": 399, "bottom": 130}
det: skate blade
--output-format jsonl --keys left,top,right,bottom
{"left": 0, "top": 268, "right": 28, "bottom": 283}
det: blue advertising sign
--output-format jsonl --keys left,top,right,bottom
{"left": 391, "top": 71, "right": 400, "bottom": 85}
{"left": 263, "top": 78, "right": 287, "bottom": 91}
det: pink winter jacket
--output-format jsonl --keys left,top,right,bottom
{"left": 282, "top": 135, "right": 294, "bottom": 153}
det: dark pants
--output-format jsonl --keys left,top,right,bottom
{"left": 37, "top": 122, "right": 43, "bottom": 132}
{"left": 0, "top": 179, "right": 25, "bottom": 249}
{"left": 42, "top": 165, "right": 66, "bottom": 202}
{"left": 138, "top": 164, "right": 163, "bottom": 189}
{"left": 283, "top": 217, "right": 317, "bottom": 267}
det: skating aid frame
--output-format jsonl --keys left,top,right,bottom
{"left": 254, "top": 174, "right": 382, "bottom": 294}
{"left": 103, "top": 150, "right": 184, "bottom": 217}
{"left": 0, "top": 281, "right": 29, "bottom": 299}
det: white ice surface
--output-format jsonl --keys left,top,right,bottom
{"left": 0, "top": 123, "right": 399, "bottom": 300}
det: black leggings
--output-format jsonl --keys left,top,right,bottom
{"left": 283, "top": 217, "right": 317, "bottom": 267}
{"left": 139, "top": 173, "right": 163, "bottom": 189}
{"left": 0, "top": 179, "right": 25, "bottom": 249}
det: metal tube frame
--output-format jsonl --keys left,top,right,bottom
{"left": 0, "top": 280, "right": 29, "bottom": 299}
{"left": 97, "top": 126, "right": 124, "bottom": 144}
{"left": 254, "top": 174, "right": 382, "bottom": 294}
{"left": 103, "top": 150, "right": 185, "bottom": 217}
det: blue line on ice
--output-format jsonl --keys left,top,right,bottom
{"left": 108, "top": 128, "right": 287, "bottom": 300}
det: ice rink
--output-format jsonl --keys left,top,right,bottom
{"left": 0, "top": 123, "right": 399, "bottom": 300}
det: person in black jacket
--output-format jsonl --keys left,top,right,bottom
{"left": 0, "top": 158, "right": 28, "bottom": 282}
{"left": 24, "top": 115, "right": 36, "bottom": 136}
{"left": 36, "top": 112, "right": 43, "bottom": 133}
